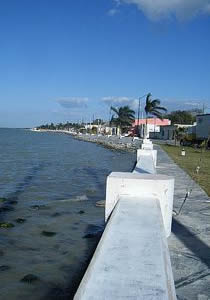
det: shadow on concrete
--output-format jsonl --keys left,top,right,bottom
{"left": 172, "top": 218, "right": 210, "bottom": 268}
{"left": 175, "top": 269, "right": 210, "bottom": 289}
{"left": 133, "top": 167, "right": 150, "bottom": 174}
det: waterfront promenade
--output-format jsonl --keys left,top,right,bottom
{"left": 156, "top": 145, "right": 210, "bottom": 300}
{"left": 73, "top": 134, "right": 210, "bottom": 299}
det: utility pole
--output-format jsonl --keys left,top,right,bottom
{"left": 109, "top": 107, "right": 112, "bottom": 125}
{"left": 97, "top": 118, "right": 99, "bottom": 134}
{"left": 137, "top": 94, "right": 147, "bottom": 137}
{"left": 203, "top": 103, "right": 205, "bottom": 114}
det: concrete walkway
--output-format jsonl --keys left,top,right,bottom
{"left": 155, "top": 145, "right": 210, "bottom": 300}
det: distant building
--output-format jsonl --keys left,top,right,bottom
{"left": 196, "top": 114, "right": 210, "bottom": 140}
{"left": 84, "top": 123, "right": 117, "bottom": 135}
{"left": 158, "top": 125, "right": 176, "bottom": 140}
{"left": 158, "top": 123, "right": 196, "bottom": 140}
{"left": 133, "top": 118, "right": 171, "bottom": 138}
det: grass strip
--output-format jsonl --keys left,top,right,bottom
{"left": 160, "top": 144, "right": 210, "bottom": 197}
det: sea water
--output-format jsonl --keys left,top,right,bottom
{"left": 0, "top": 128, "right": 136, "bottom": 300}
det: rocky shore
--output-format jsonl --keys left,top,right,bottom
{"left": 72, "top": 134, "right": 142, "bottom": 151}
{"left": 32, "top": 129, "right": 143, "bottom": 151}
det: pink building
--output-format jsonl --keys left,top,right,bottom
{"left": 133, "top": 118, "right": 171, "bottom": 138}
{"left": 133, "top": 118, "right": 171, "bottom": 127}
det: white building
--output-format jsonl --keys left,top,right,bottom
{"left": 196, "top": 114, "right": 210, "bottom": 140}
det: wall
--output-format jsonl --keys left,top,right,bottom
{"left": 196, "top": 114, "right": 210, "bottom": 139}
{"left": 74, "top": 140, "right": 176, "bottom": 300}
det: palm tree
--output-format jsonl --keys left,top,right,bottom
{"left": 110, "top": 105, "right": 135, "bottom": 135}
{"left": 144, "top": 93, "right": 167, "bottom": 138}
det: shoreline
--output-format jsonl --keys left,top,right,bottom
{"left": 1, "top": 129, "right": 137, "bottom": 300}
{"left": 31, "top": 129, "right": 142, "bottom": 152}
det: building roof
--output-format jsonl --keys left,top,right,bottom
{"left": 197, "top": 114, "right": 210, "bottom": 117}
{"left": 133, "top": 118, "right": 171, "bottom": 126}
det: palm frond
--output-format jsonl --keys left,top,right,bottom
{"left": 146, "top": 93, "right": 152, "bottom": 102}
{"left": 110, "top": 106, "right": 119, "bottom": 116}
{"left": 151, "top": 110, "right": 164, "bottom": 120}
{"left": 154, "top": 106, "right": 167, "bottom": 112}
{"left": 151, "top": 99, "right": 160, "bottom": 106}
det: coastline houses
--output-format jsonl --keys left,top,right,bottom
{"left": 133, "top": 118, "right": 171, "bottom": 138}
{"left": 196, "top": 114, "right": 210, "bottom": 140}
{"left": 158, "top": 123, "right": 196, "bottom": 140}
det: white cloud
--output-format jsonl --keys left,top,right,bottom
{"left": 161, "top": 98, "right": 205, "bottom": 111}
{"left": 115, "top": 0, "right": 210, "bottom": 20}
{"left": 107, "top": 8, "right": 119, "bottom": 16}
{"left": 184, "top": 101, "right": 201, "bottom": 106}
{"left": 57, "top": 97, "right": 88, "bottom": 109}
{"left": 102, "top": 97, "right": 139, "bottom": 110}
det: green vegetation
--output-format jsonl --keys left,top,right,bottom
{"left": 161, "top": 144, "right": 210, "bottom": 196}
{"left": 144, "top": 93, "right": 167, "bottom": 138}
{"left": 36, "top": 119, "right": 106, "bottom": 134}
{"left": 37, "top": 121, "right": 81, "bottom": 131}
{"left": 41, "top": 230, "right": 57, "bottom": 237}
{"left": 144, "top": 93, "right": 167, "bottom": 119}
{"left": 0, "top": 197, "right": 7, "bottom": 203}
{"left": 110, "top": 105, "right": 135, "bottom": 135}
{"left": 0, "top": 222, "right": 14, "bottom": 228}
{"left": 165, "top": 110, "right": 201, "bottom": 124}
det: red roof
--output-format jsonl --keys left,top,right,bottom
{"left": 133, "top": 118, "right": 171, "bottom": 126}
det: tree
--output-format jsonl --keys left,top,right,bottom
{"left": 144, "top": 93, "right": 167, "bottom": 138}
{"left": 91, "top": 126, "right": 97, "bottom": 134}
{"left": 166, "top": 110, "right": 196, "bottom": 125}
{"left": 92, "top": 118, "right": 104, "bottom": 125}
{"left": 110, "top": 105, "right": 135, "bottom": 135}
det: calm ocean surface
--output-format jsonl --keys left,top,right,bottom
{"left": 0, "top": 128, "right": 136, "bottom": 300}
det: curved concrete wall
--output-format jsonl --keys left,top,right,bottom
{"left": 74, "top": 195, "right": 176, "bottom": 300}
{"left": 105, "top": 172, "right": 174, "bottom": 238}
{"left": 74, "top": 140, "right": 176, "bottom": 299}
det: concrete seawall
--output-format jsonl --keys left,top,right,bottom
{"left": 32, "top": 130, "right": 210, "bottom": 298}
{"left": 74, "top": 139, "right": 177, "bottom": 299}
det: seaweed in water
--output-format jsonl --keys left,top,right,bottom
{"left": 0, "top": 222, "right": 15, "bottom": 228}
{"left": 41, "top": 231, "right": 57, "bottom": 237}
{"left": 21, "top": 274, "right": 39, "bottom": 283}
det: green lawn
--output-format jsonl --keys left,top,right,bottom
{"left": 160, "top": 144, "right": 210, "bottom": 197}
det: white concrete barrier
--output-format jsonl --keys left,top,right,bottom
{"left": 134, "top": 151, "right": 156, "bottom": 174}
{"left": 141, "top": 143, "right": 154, "bottom": 150}
{"left": 74, "top": 140, "right": 176, "bottom": 299}
{"left": 105, "top": 172, "right": 174, "bottom": 238}
{"left": 137, "top": 149, "right": 157, "bottom": 167}
{"left": 142, "top": 139, "right": 152, "bottom": 144}
{"left": 141, "top": 138, "right": 154, "bottom": 150}
{"left": 74, "top": 195, "right": 176, "bottom": 300}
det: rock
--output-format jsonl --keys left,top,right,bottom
{"left": 78, "top": 210, "right": 85, "bottom": 214}
{"left": 83, "top": 233, "right": 95, "bottom": 239}
{"left": 0, "top": 197, "right": 7, "bottom": 203}
{"left": 15, "top": 218, "right": 26, "bottom": 224}
{"left": 86, "top": 189, "right": 97, "bottom": 196}
{"left": 0, "top": 206, "right": 14, "bottom": 212}
{"left": 41, "top": 231, "right": 56, "bottom": 237}
{"left": 8, "top": 200, "right": 18, "bottom": 205}
{"left": 95, "top": 200, "right": 105, "bottom": 207}
{"left": 198, "top": 295, "right": 209, "bottom": 300}
{"left": 31, "top": 204, "right": 49, "bottom": 210}
{"left": 51, "top": 212, "right": 60, "bottom": 217}
{"left": 0, "top": 265, "right": 10, "bottom": 271}
{"left": 0, "top": 222, "right": 15, "bottom": 229}
{"left": 21, "top": 274, "right": 39, "bottom": 283}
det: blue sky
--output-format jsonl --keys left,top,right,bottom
{"left": 0, "top": 0, "right": 210, "bottom": 127}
